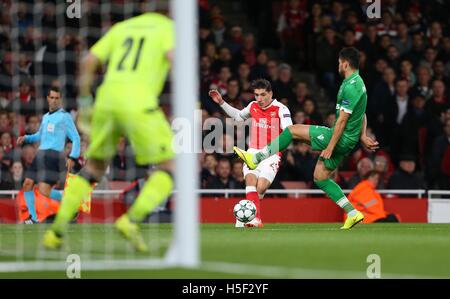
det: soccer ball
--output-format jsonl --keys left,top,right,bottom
{"left": 233, "top": 199, "right": 257, "bottom": 223}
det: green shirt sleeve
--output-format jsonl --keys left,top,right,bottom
{"left": 340, "top": 83, "right": 362, "bottom": 114}
{"left": 90, "top": 25, "right": 117, "bottom": 63}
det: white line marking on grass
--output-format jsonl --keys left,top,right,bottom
{"left": 199, "top": 261, "right": 439, "bottom": 279}
{"left": 0, "top": 259, "right": 440, "bottom": 279}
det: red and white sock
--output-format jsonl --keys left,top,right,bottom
{"left": 246, "top": 186, "right": 260, "bottom": 218}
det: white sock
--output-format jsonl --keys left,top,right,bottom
{"left": 347, "top": 209, "right": 358, "bottom": 217}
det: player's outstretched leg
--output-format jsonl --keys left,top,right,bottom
{"left": 42, "top": 173, "right": 94, "bottom": 250}
{"left": 233, "top": 147, "right": 258, "bottom": 170}
{"left": 234, "top": 127, "right": 295, "bottom": 169}
{"left": 115, "top": 169, "right": 173, "bottom": 253}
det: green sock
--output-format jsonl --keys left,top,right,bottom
{"left": 52, "top": 175, "right": 93, "bottom": 234}
{"left": 127, "top": 170, "right": 173, "bottom": 223}
{"left": 254, "top": 127, "right": 293, "bottom": 163}
{"left": 314, "top": 179, "right": 355, "bottom": 214}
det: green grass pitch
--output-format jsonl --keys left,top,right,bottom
{"left": 0, "top": 223, "right": 449, "bottom": 278}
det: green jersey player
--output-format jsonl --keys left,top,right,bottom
{"left": 234, "top": 47, "right": 379, "bottom": 229}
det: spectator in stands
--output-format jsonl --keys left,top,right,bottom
{"left": 378, "top": 34, "right": 392, "bottom": 58}
{"left": 249, "top": 50, "right": 269, "bottom": 80}
{"left": 387, "top": 154, "right": 426, "bottom": 190}
{"left": 429, "top": 119, "right": 450, "bottom": 189}
{"left": 302, "top": 97, "right": 323, "bottom": 125}
{"left": 25, "top": 114, "right": 39, "bottom": 135}
{"left": 282, "top": 141, "right": 315, "bottom": 184}
{"left": 211, "top": 47, "right": 234, "bottom": 73}
{"left": 348, "top": 157, "right": 374, "bottom": 189}
{"left": 342, "top": 28, "right": 357, "bottom": 48}
{"left": 330, "top": 1, "right": 345, "bottom": 33}
{"left": 0, "top": 52, "right": 14, "bottom": 105}
{"left": 223, "top": 78, "right": 242, "bottom": 109}
{"left": 419, "top": 47, "right": 438, "bottom": 72}
{"left": 223, "top": 25, "right": 244, "bottom": 56}
{"left": 348, "top": 170, "right": 399, "bottom": 223}
{"left": 315, "top": 26, "right": 341, "bottom": 100}
{"left": 369, "top": 67, "right": 396, "bottom": 143}
{"left": 239, "top": 33, "right": 257, "bottom": 68}
{"left": 437, "top": 36, "right": 450, "bottom": 63}
{"left": 204, "top": 42, "right": 217, "bottom": 65}
{"left": 427, "top": 21, "right": 443, "bottom": 49}
{"left": 1, "top": 131, "right": 14, "bottom": 155}
{"left": 10, "top": 160, "right": 24, "bottom": 190}
{"left": 291, "top": 81, "right": 310, "bottom": 112}
{"left": 199, "top": 27, "right": 215, "bottom": 56}
{"left": 272, "top": 63, "right": 295, "bottom": 105}
{"left": 217, "top": 133, "right": 235, "bottom": 160}
{"left": 237, "top": 62, "right": 251, "bottom": 94}
{"left": 266, "top": 60, "right": 278, "bottom": 83}
{"left": 324, "top": 111, "right": 336, "bottom": 128}
{"left": 386, "top": 45, "right": 400, "bottom": 71}
{"left": 392, "top": 22, "right": 412, "bottom": 56}
{"left": 211, "top": 15, "right": 227, "bottom": 47}
{"left": 205, "top": 158, "right": 237, "bottom": 190}
{"left": 13, "top": 80, "right": 37, "bottom": 117}
{"left": 231, "top": 160, "right": 245, "bottom": 189}
{"left": 293, "top": 110, "right": 305, "bottom": 125}
{"left": 201, "top": 153, "right": 217, "bottom": 188}
{"left": 410, "top": 66, "right": 432, "bottom": 100}
{"left": 384, "top": 78, "right": 410, "bottom": 153}
{"left": 304, "top": 3, "right": 323, "bottom": 70}
{"left": 425, "top": 80, "right": 448, "bottom": 118}
{"left": 238, "top": 62, "right": 254, "bottom": 106}
{"left": 277, "top": 0, "right": 307, "bottom": 65}
{"left": 374, "top": 155, "right": 389, "bottom": 189}
{"left": 399, "top": 94, "right": 430, "bottom": 164}
{"left": 358, "top": 23, "right": 379, "bottom": 63}
{"left": 405, "top": 32, "right": 425, "bottom": 68}
{"left": 0, "top": 111, "right": 11, "bottom": 134}
{"left": 200, "top": 55, "right": 214, "bottom": 93}
{"left": 209, "top": 66, "right": 231, "bottom": 96}
{"left": 20, "top": 144, "right": 35, "bottom": 171}
{"left": 432, "top": 60, "right": 449, "bottom": 87}
{"left": 399, "top": 59, "right": 416, "bottom": 87}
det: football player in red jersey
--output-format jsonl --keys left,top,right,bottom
{"left": 209, "top": 79, "right": 292, "bottom": 227}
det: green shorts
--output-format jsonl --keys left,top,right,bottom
{"left": 86, "top": 106, "right": 174, "bottom": 165}
{"left": 309, "top": 125, "right": 357, "bottom": 171}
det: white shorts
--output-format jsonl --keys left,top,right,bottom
{"left": 242, "top": 148, "right": 281, "bottom": 183}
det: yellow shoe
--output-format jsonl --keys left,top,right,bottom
{"left": 115, "top": 214, "right": 149, "bottom": 253}
{"left": 340, "top": 211, "right": 364, "bottom": 230}
{"left": 233, "top": 146, "right": 257, "bottom": 170}
{"left": 42, "top": 230, "right": 63, "bottom": 250}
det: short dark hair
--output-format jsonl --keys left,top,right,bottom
{"left": 363, "top": 170, "right": 380, "bottom": 180}
{"left": 339, "top": 47, "right": 360, "bottom": 69}
{"left": 48, "top": 86, "right": 60, "bottom": 96}
{"left": 250, "top": 79, "right": 272, "bottom": 92}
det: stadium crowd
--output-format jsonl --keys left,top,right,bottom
{"left": 0, "top": 0, "right": 448, "bottom": 193}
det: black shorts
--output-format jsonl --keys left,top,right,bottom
{"left": 25, "top": 149, "right": 66, "bottom": 185}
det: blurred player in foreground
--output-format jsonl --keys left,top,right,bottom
{"left": 43, "top": 7, "right": 174, "bottom": 252}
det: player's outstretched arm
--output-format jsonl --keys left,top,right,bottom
{"left": 208, "top": 89, "right": 248, "bottom": 121}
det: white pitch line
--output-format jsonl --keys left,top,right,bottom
{"left": 0, "top": 259, "right": 441, "bottom": 278}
